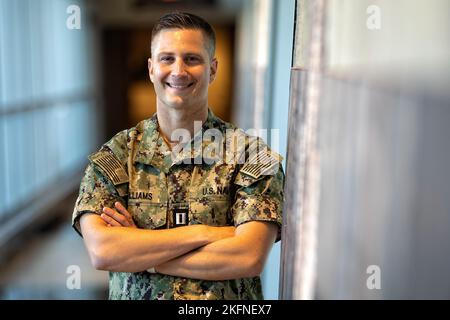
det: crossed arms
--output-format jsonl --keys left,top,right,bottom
{"left": 80, "top": 202, "right": 278, "bottom": 281}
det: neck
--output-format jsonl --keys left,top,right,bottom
{"left": 156, "top": 103, "right": 208, "bottom": 146}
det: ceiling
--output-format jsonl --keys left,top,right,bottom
{"left": 89, "top": 0, "right": 244, "bottom": 27}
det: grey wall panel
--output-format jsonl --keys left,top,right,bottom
{"left": 408, "top": 96, "right": 450, "bottom": 299}
{"left": 283, "top": 66, "right": 450, "bottom": 298}
{"left": 314, "top": 75, "right": 450, "bottom": 299}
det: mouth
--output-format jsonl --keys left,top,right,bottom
{"left": 166, "top": 82, "right": 194, "bottom": 90}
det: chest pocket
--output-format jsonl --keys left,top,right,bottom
{"left": 128, "top": 200, "right": 167, "bottom": 229}
{"left": 187, "top": 163, "right": 236, "bottom": 227}
{"left": 189, "top": 196, "right": 230, "bottom": 227}
{"left": 127, "top": 163, "right": 168, "bottom": 229}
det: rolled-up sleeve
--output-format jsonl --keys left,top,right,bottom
{"left": 72, "top": 164, "right": 124, "bottom": 237}
{"left": 231, "top": 164, "right": 285, "bottom": 242}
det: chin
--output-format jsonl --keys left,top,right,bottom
{"left": 166, "top": 100, "right": 190, "bottom": 110}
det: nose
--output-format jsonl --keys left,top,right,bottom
{"left": 171, "top": 58, "right": 187, "bottom": 77}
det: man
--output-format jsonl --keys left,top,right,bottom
{"left": 72, "top": 12, "right": 285, "bottom": 300}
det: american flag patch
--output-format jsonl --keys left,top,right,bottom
{"left": 89, "top": 151, "right": 129, "bottom": 185}
{"left": 240, "top": 150, "right": 279, "bottom": 179}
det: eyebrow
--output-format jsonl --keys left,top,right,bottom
{"left": 157, "top": 52, "right": 174, "bottom": 56}
{"left": 157, "top": 51, "right": 203, "bottom": 57}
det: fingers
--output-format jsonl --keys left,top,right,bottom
{"left": 115, "top": 202, "right": 137, "bottom": 228}
{"left": 101, "top": 209, "right": 122, "bottom": 227}
{"left": 114, "top": 202, "right": 132, "bottom": 220}
{"left": 101, "top": 207, "right": 129, "bottom": 227}
{"left": 100, "top": 203, "right": 137, "bottom": 228}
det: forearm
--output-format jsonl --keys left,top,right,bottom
{"left": 156, "top": 236, "right": 261, "bottom": 280}
{"left": 80, "top": 214, "right": 233, "bottom": 272}
{"left": 155, "top": 221, "right": 278, "bottom": 280}
{"left": 95, "top": 226, "right": 209, "bottom": 272}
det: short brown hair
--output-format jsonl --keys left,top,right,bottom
{"left": 151, "top": 12, "right": 216, "bottom": 58}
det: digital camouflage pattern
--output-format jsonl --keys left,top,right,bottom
{"left": 72, "top": 109, "right": 285, "bottom": 300}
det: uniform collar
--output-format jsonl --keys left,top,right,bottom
{"left": 134, "top": 108, "right": 224, "bottom": 172}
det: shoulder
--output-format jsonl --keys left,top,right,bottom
{"left": 230, "top": 130, "right": 283, "bottom": 188}
{"left": 210, "top": 113, "right": 284, "bottom": 177}
{"left": 85, "top": 118, "right": 153, "bottom": 184}
{"left": 205, "top": 112, "right": 238, "bottom": 137}
{"left": 101, "top": 129, "right": 129, "bottom": 163}
{"left": 99, "top": 117, "right": 153, "bottom": 163}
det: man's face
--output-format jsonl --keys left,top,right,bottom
{"left": 148, "top": 29, "right": 217, "bottom": 111}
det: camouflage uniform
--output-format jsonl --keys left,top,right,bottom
{"left": 72, "top": 109, "right": 285, "bottom": 300}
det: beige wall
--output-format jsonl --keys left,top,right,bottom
{"left": 208, "top": 27, "right": 234, "bottom": 121}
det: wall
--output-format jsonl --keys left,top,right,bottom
{"left": 282, "top": 0, "right": 450, "bottom": 299}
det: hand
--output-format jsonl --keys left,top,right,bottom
{"left": 101, "top": 202, "right": 137, "bottom": 228}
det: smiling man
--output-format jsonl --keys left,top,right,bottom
{"left": 72, "top": 12, "right": 285, "bottom": 300}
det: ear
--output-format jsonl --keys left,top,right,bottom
{"left": 209, "top": 58, "right": 218, "bottom": 84}
{"left": 148, "top": 58, "right": 154, "bottom": 83}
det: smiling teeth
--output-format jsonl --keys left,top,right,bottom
{"left": 168, "top": 83, "right": 191, "bottom": 89}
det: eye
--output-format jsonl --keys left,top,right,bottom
{"left": 185, "top": 55, "right": 202, "bottom": 64}
{"left": 160, "top": 56, "right": 174, "bottom": 63}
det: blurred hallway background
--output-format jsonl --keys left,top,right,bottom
{"left": 1, "top": 0, "right": 450, "bottom": 300}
